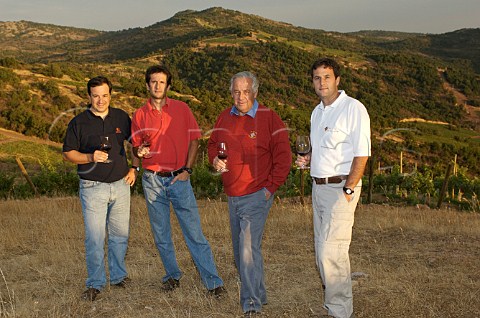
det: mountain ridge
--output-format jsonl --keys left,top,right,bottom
{"left": 1, "top": 8, "right": 479, "bottom": 67}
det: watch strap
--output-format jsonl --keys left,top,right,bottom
{"left": 343, "top": 187, "right": 354, "bottom": 195}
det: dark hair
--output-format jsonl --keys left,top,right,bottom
{"left": 87, "top": 76, "right": 112, "bottom": 96}
{"left": 310, "top": 58, "right": 341, "bottom": 78}
{"left": 145, "top": 65, "right": 172, "bottom": 87}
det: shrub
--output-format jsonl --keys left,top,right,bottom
{"left": 277, "top": 168, "right": 312, "bottom": 198}
{"left": 0, "top": 172, "right": 15, "bottom": 199}
{"left": 190, "top": 160, "right": 223, "bottom": 199}
{"left": 0, "top": 57, "right": 19, "bottom": 68}
{"left": 31, "top": 169, "right": 79, "bottom": 197}
{"left": 10, "top": 168, "right": 80, "bottom": 199}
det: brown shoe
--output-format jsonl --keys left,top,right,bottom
{"left": 81, "top": 288, "right": 100, "bottom": 301}
{"left": 111, "top": 277, "right": 130, "bottom": 288}
{"left": 161, "top": 278, "right": 179, "bottom": 292}
{"left": 208, "top": 286, "right": 226, "bottom": 298}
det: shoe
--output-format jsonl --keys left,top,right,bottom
{"left": 81, "top": 288, "right": 100, "bottom": 301}
{"left": 111, "top": 277, "right": 130, "bottom": 288}
{"left": 244, "top": 310, "right": 261, "bottom": 317}
{"left": 208, "top": 286, "right": 226, "bottom": 298}
{"left": 161, "top": 278, "right": 180, "bottom": 292}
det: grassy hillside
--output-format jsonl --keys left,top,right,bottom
{"left": 0, "top": 127, "right": 62, "bottom": 159}
{"left": 0, "top": 20, "right": 101, "bottom": 62}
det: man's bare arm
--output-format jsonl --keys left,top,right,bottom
{"left": 345, "top": 156, "right": 369, "bottom": 189}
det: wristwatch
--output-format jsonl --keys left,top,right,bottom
{"left": 131, "top": 166, "right": 140, "bottom": 172}
{"left": 343, "top": 187, "right": 354, "bottom": 195}
{"left": 183, "top": 167, "right": 193, "bottom": 175}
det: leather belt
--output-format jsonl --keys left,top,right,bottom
{"left": 313, "top": 175, "right": 348, "bottom": 185}
{"left": 145, "top": 168, "right": 184, "bottom": 177}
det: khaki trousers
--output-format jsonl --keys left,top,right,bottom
{"left": 312, "top": 180, "right": 361, "bottom": 318}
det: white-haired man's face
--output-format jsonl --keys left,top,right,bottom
{"left": 231, "top": 77, "right": 257, "bottom": 115}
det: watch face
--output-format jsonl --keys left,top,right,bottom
{"left": 344, "top": 187, "right": 353, "bottom": 195}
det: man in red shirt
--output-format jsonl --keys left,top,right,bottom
{"left": 207, "top": 71, "right": 291, "bottom": 316}
{"left": 131, "top": 65, "right": 225, "bottom": 297}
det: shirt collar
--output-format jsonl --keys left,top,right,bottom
{"left": 147, "top": 97, "right": 170, "bottom": 111}
{"left": 320, "top": 90, "right": 345, "bottom": 110}
{"left": 87, "top": 106, "right": 110, "bottom": 119}
{"left": 230, "top": 100, "right": 259, "bottom": 118}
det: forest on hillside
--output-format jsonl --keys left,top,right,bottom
{"left": 0, "top": 8, "right": 479, "bottom": 183}
{"left": 1, "top": 42, "right": 479, "bottom": 177}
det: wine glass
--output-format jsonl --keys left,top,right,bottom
{"left": 217, "top": 142, "right": 229, "bottom": 173}
{"left": 142, "top": 133, "right": 153, "bottom": 159}
{"left": 100, "top": 136, "right": 113, "bottom": 163}
{"left": 295, "top": 135, "right": 311, "bottom": 169}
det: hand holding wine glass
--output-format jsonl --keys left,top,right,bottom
{"left": 295, "top": 135, "right": 311, "bottom": 169}
{"left": 100, "top": 136, "right": 113, "bottom": 163}
{"left": 140, "top": 133, "right": 153, "bottom": 159}
{"left": 217, "top": 142, "right": 229, "bottom": 173}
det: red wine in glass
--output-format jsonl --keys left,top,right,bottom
{"left": 217, "top": 153, "right": 228, "bottom": 160}
{"left": 217, "top": 142, "right": 229, "bottom": 172}
{"left": 100, "top": 136, "right": 113, "bottom": 163}
{"left": 297, "top": 150, "right": 310, "bottom": 156}
{"left": 295, "top": 135, "right": 311, "bottom": 169}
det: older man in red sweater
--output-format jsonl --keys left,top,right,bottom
{"left": 208, "top": 71, "right": 291, "bottom": 317}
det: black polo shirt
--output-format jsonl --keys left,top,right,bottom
{"left": 63, "top": 107, "right": 131, "bottom": 183}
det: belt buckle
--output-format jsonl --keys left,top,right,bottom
{"left": 160, "top": 171, "right": 173, "bottom": 177}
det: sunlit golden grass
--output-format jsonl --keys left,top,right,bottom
{"left": 0, "top": 196, "right": 479, "bottom": 317}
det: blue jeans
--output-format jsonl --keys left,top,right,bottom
{"left": 142, "top": 171, "right": 223, "bottom": 290}
{"left": 79, "top": 178, "right": 131, "bottom": 290}
{"left": 228, "top": 188, "right": 273, "bottom": 313}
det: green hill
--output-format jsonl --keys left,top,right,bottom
{"left": 0, "top": 7, "right": 479, "bottom": 177}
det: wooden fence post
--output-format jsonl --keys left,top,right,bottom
{"left": 367, "top": 156, "right": 375, "bottom": 204}
{"left": 452, "top": 154, "right": 457, "bottom": 198}
{"left": 15, "top": 157, "right": 39, "bottom": 197}
{"left": 437, "top": 163, "right": 453, "bottom": 209}
{"left": 400, "top": 151, "right": 403, "bottom": 174}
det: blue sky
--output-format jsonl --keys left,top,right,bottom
{"left": 0, "top": 0, "right": 479, "bottom": 34}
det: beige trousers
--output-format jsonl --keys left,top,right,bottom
{"left": 312, "top": 180, "right": 361, "bottom": 318}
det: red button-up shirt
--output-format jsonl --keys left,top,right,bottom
{"left": 131, "top": 97, "right": 201, "bottom": 171}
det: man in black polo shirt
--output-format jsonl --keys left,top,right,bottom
{"left": 63, "top": 76, "right": 139, "bottom": 301}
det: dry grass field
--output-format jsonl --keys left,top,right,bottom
{"left": 0, "top": 196, "right": 479, "bottom": 318}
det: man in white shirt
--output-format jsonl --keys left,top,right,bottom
{"left": 296, "top": 58, "right": 371, "bottom": 318}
